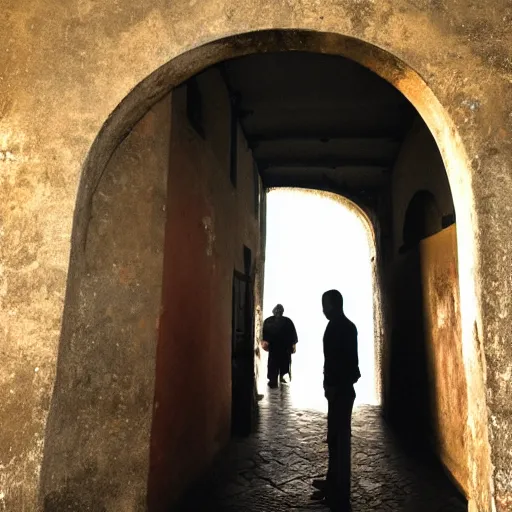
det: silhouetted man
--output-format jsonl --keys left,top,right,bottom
{"left": 262, "top": 304, "right": 298, "bottom": 388}
{"left": 312, "top": 290, "right": 360, "bottom": 512}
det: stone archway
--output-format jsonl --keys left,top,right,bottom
{"left": 34, "top": 29, "right": 491, "bottom": 512}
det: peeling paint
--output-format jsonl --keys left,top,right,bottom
{"left": 202, "top": 215, "right": 216, "bottom": 257}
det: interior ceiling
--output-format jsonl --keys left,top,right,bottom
{"left": 221, "top": 52, "right": 417, "bottom": 194}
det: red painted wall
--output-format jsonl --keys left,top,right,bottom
{"left": 148, "top": 73, "right": 261, "bottom": 509}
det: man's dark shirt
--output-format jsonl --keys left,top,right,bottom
{"left": 263, "top": 316, "right": 298, "bottom": 352}
{"left": 323, "top": 313, "right": 360, "bottom": 390}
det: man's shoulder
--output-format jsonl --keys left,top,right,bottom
{"left": 324, "top": 319, "right": 337, "bottom": 336}
{"left": 346, "top": 319, "right": 358, "bottom": 338}
{"left": 331, "top": 316, "right": 357, "bottom": 335}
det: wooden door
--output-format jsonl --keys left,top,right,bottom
{"left": 231, "top": 271, "right": 255, "bottom": 436}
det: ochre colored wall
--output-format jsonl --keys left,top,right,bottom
{"left": 148, "top": 71, "right": 261, "bottom": 509}
{"left": 384, "top": 120, "right": 468, "bottom": 494}
{"left": 387, "top": 228, "right": 468, "bottom": 496}
{"left": 383, "top": 116, "right": 456, "bottom": 426}
{"left": 420, "top": 225, "right": 468, "bottom": 493}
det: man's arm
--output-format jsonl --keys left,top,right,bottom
{"left": 289, "top": 319, "right": 298, "bottom": 343}
{"left": 323, "top": 322, "right": 338, "bottom": 394}
{"left": 262, "top": 318, "right": 270, "bottom": 340}
{"left": 286, "top": 319, "right": 298, "bottom": 353}
{"left": 349, "top": 324, "right": 361, "bottom": 383}
{"left": 262, "top": 319, "right": 271, "bottom": 350}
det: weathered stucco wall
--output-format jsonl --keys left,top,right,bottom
{"left": 2, "top": 1, "right": 512, "bottom": 510}
{"left": 148, "top": 72, "right": 261, "bottom": 510}
{"left": 421, "top": 225, "right": 468, "bottom": 494}
{"left": 40, "top": 96, "right": 172, "bottom": 511}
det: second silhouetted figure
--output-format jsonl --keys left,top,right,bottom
{"left": 262, "top": 304, "right": 298, "bottom": 388}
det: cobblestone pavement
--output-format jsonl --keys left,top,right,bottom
{"left": 178, "top": 386, "right": 467, "bottom": 511}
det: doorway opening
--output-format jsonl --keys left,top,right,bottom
{"left": 259, "top": 188, "right": 377, "bottom": 411}
{"left": 231, "top": 267, "right": 255, "bottom": 437}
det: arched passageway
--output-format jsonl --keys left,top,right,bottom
{"left": 40, "top": 31, "right": 485, "bottom": 512}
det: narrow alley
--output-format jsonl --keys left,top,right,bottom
{"left": 178, "top": 387, "right": 467, "bottom": 512}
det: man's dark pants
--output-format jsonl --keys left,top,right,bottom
{"left": 267, "top": 348, "right": 290, "bottom": 384}
{"left": 326, "top": 386, "right": 355, "bottom": 510}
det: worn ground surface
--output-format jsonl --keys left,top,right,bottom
{"left": 177, "top": 385, "right": 467, "bottom": 511}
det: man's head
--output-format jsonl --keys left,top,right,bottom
{"left": 322, "top": 290, "right": 344, "bottom": 320}
{"left": 272, "top": 304, "right": 284, "bottom": 317}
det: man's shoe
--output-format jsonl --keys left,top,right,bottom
{"left": 328, "top": 497, "right": 352, "bottom": 512}
{"left": 280, "top": 376, "right": 288, "bottom": 384}
{"left": 330, "top": 504, "right": 352, "bottom": 512}
{"left": 312, "top": 479, "right": 327, "bottom": 491}
{"left": 268, "top": 380, "right": 278, "bottom": 389}
{"left": 310, "top": 490, "right": 325, "bottom": 501}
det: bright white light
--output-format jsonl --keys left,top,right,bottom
{"left": 260, "top": 189, "right": 377, "bottom": 411}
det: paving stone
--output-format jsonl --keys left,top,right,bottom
{"left": 177, "top": 387, "right": 467, "bottom": 511}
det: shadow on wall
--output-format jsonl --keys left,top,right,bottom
{"left": 387, "top": 191, "right": 443, "bottom": 448}
{"left": 389, "top": 246, "right": 439, "bottom": 448}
